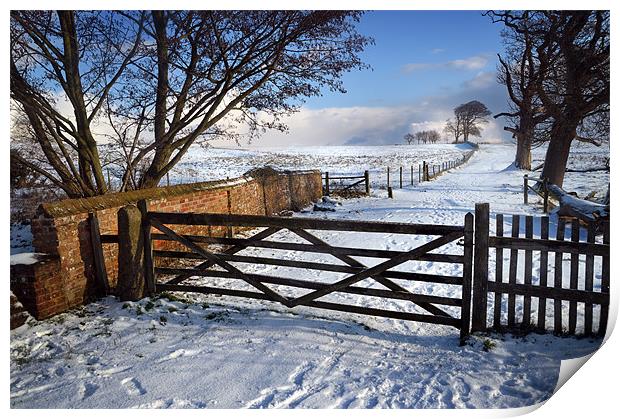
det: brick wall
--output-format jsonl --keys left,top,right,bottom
{"left": 13, "top": 169, "right": 321, "bottom": 320}
{"left": 11, "top": 254, "right": 64, "bottom": 319}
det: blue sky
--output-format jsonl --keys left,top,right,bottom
{"left": 305, "top": 10, "right": 505, "bottom": 109}
{"left": 253, "top": 10, "right": 511, "bottom": 147}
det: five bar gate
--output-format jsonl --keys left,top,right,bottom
{"left": 137, "top": 200, "right": 474, "bottom": 344}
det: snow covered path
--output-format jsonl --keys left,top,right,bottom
{"left": 10, "top": 145, "right": 603, "bottom": 409}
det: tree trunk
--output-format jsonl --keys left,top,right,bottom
{"left": 540, "top": 123, "right": 577, "bottom": 188}
{"left": 514, "top": 132, "right": 532, "bottom": 170}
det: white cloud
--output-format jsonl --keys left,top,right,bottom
{"left": 431, "top": 48, "right": 445, "bottom": 54}
{"left": 402, "top": 54, "right": 489, "bottom": 74}
{"left": 461, "top": 71, "right": 497, "bottom": 90}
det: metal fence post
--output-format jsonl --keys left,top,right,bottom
{"left": 364, "top": 170, "right": 370, "bottom": 195}
{"left": 523, "top": 174, "right": 529, "bottom": 204}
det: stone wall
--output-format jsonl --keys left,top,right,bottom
{"left": 11, "top": 169, "right": 322, "bottom": 320}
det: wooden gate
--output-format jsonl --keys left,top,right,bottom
{"left": 471, "top": 203, "right": 610, "bottom": 336}
{"left": 138, "top": 200, "right": 474, "bottom": 344}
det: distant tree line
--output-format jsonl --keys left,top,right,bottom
{"left": 404, "top": 129, "right": 441, "bottom": 145}
{"left": 404, "top": 100, "right": 491, "bottom": 146}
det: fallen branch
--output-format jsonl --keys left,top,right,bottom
{"left": 546, "top": 183, "right": 609, "bottom": 225}
{"left": 565, "top": 166, "right": 609, "bottom": 173}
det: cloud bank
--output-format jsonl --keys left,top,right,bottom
{"left": 210, "top": 68, "right": 510, "bottom": 147}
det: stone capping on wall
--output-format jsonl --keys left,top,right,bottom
{"left": 37, "top": 167, "right": 322, "bottom": 218}
{"left": 37, "top": 175, "right": 256, "bottom": 218}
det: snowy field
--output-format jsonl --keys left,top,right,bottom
{"left": 531, "top": 142, "right": 609, "bottom": 200}
{"left": 10, "top": 143, "right": 606, "bottom": 409}
{"left": 166, "top": 143, "right": 475, "bottom": 188}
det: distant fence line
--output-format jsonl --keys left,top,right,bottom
{"left": 323, "top": 145, "right": 478, "bottom": 196}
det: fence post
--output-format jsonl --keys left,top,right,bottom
{"left": 166, "top": 172, "right": 170, "bottom": 187}
{"left": 523, "top": 174, "right": 529, "bottom": 204}
{"left": 387, "top": 186, "right": 393, "bottom": 199}
{"left": 472, "top": 203, "right": 490, "bottom": 332}
{"left": 461, "top": 212, "right": 474, "bottom": 345}
{"left": 364, "top": 170, "right": 370, "bottom": 195}
{"left": 543, "top": 178, "right": 549, "bottom": 213}
{"left": 423, "top": 161, "right": 428, "bottom": 181}
{"left": 117, "top": 205, "right": 146, "bottom": 301}
{"left": 137, "top": 199, "right": 156, "bottom": 296}
{"left": 325, "top": 172, "right": 330, "bottom": 196}
{"left": 399, "top": 166, "right": 403, "bottom": 188}
{"left": 387, "top": 167, "right": 390, "bottom": 188}
{"left": 411, "top": 165, "right": 414, "bottom": 186}
{"left": 88, "top": 212, "right": 109, "bottom": 296}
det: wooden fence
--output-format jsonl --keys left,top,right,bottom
{"left": 138, "top": 200, "right": 474, "bottom": 344}
{"left": 322, "top": 171, "right": 370, "bottom": 196}
{"left": 385, "top": 148, "right": 477, "bottom": 189}
{"left": 523, "top": 174, "right": 552, "bottom": 213}
{"left": 472, "top": 203, "right": 610, "bottom": 336}
{"left": 94, "top": 198, "right": 610, "bottom": 342}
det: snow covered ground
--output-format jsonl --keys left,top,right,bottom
{"left": 165, "top": 143, "right": 474, "bottom": 188}
{"left": 10, "top": 143, "right": 606, "bottom": 409}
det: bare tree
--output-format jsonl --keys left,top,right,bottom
{"left": 415, "top": 131, "right": 426, "bottom": 144}
{"left": 453, "top": 100, "right": 491, "bottom": 143}
{"left": 490, "top": 11, "right": 609, "bottom": 187}
{"left": 427, "top": 129, "right": 441, "bottom": 144}
{"left": 10, "top": 11, "right": 146, "bottom": 197}
{"left": 535, "top": 11, "right": 609, "bottom": 187}
{"left": 403, "top": 133, "right": 415, "bottom": 145}
{"left": 11, "top": 11, "right": 372, "bottom": 196}
{"left": 444, "top": 119, "right": 463, "bottom": 143}
{"left": 489, "top": 11, "right": 549, "bottom": 170}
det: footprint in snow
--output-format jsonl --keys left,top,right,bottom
{"left": 122, "top": 377, "right": 147, "bottom": 396}
{"left": 499, "top": 379, "right": 532, "bottom": 400}
{"left": 157, "top": 348, "right": 201, "bottom": 363}
{"left": 79, "top": 382, "right": 99, "bottom": 399}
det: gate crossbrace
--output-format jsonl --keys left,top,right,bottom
{"left": 165, "top": 227, "right": 282, "bottom": 285}
{"left": 291, "top": 228, "right": 454, "bottom": 318}
{"left": 288, "top": 230, "right": 464, "bottom": 308}
{"left": 340, "top": 179, "right": 365, "bottom": 192}
{"left": 149, "top": 218, "right": 292, "bottom": 307}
